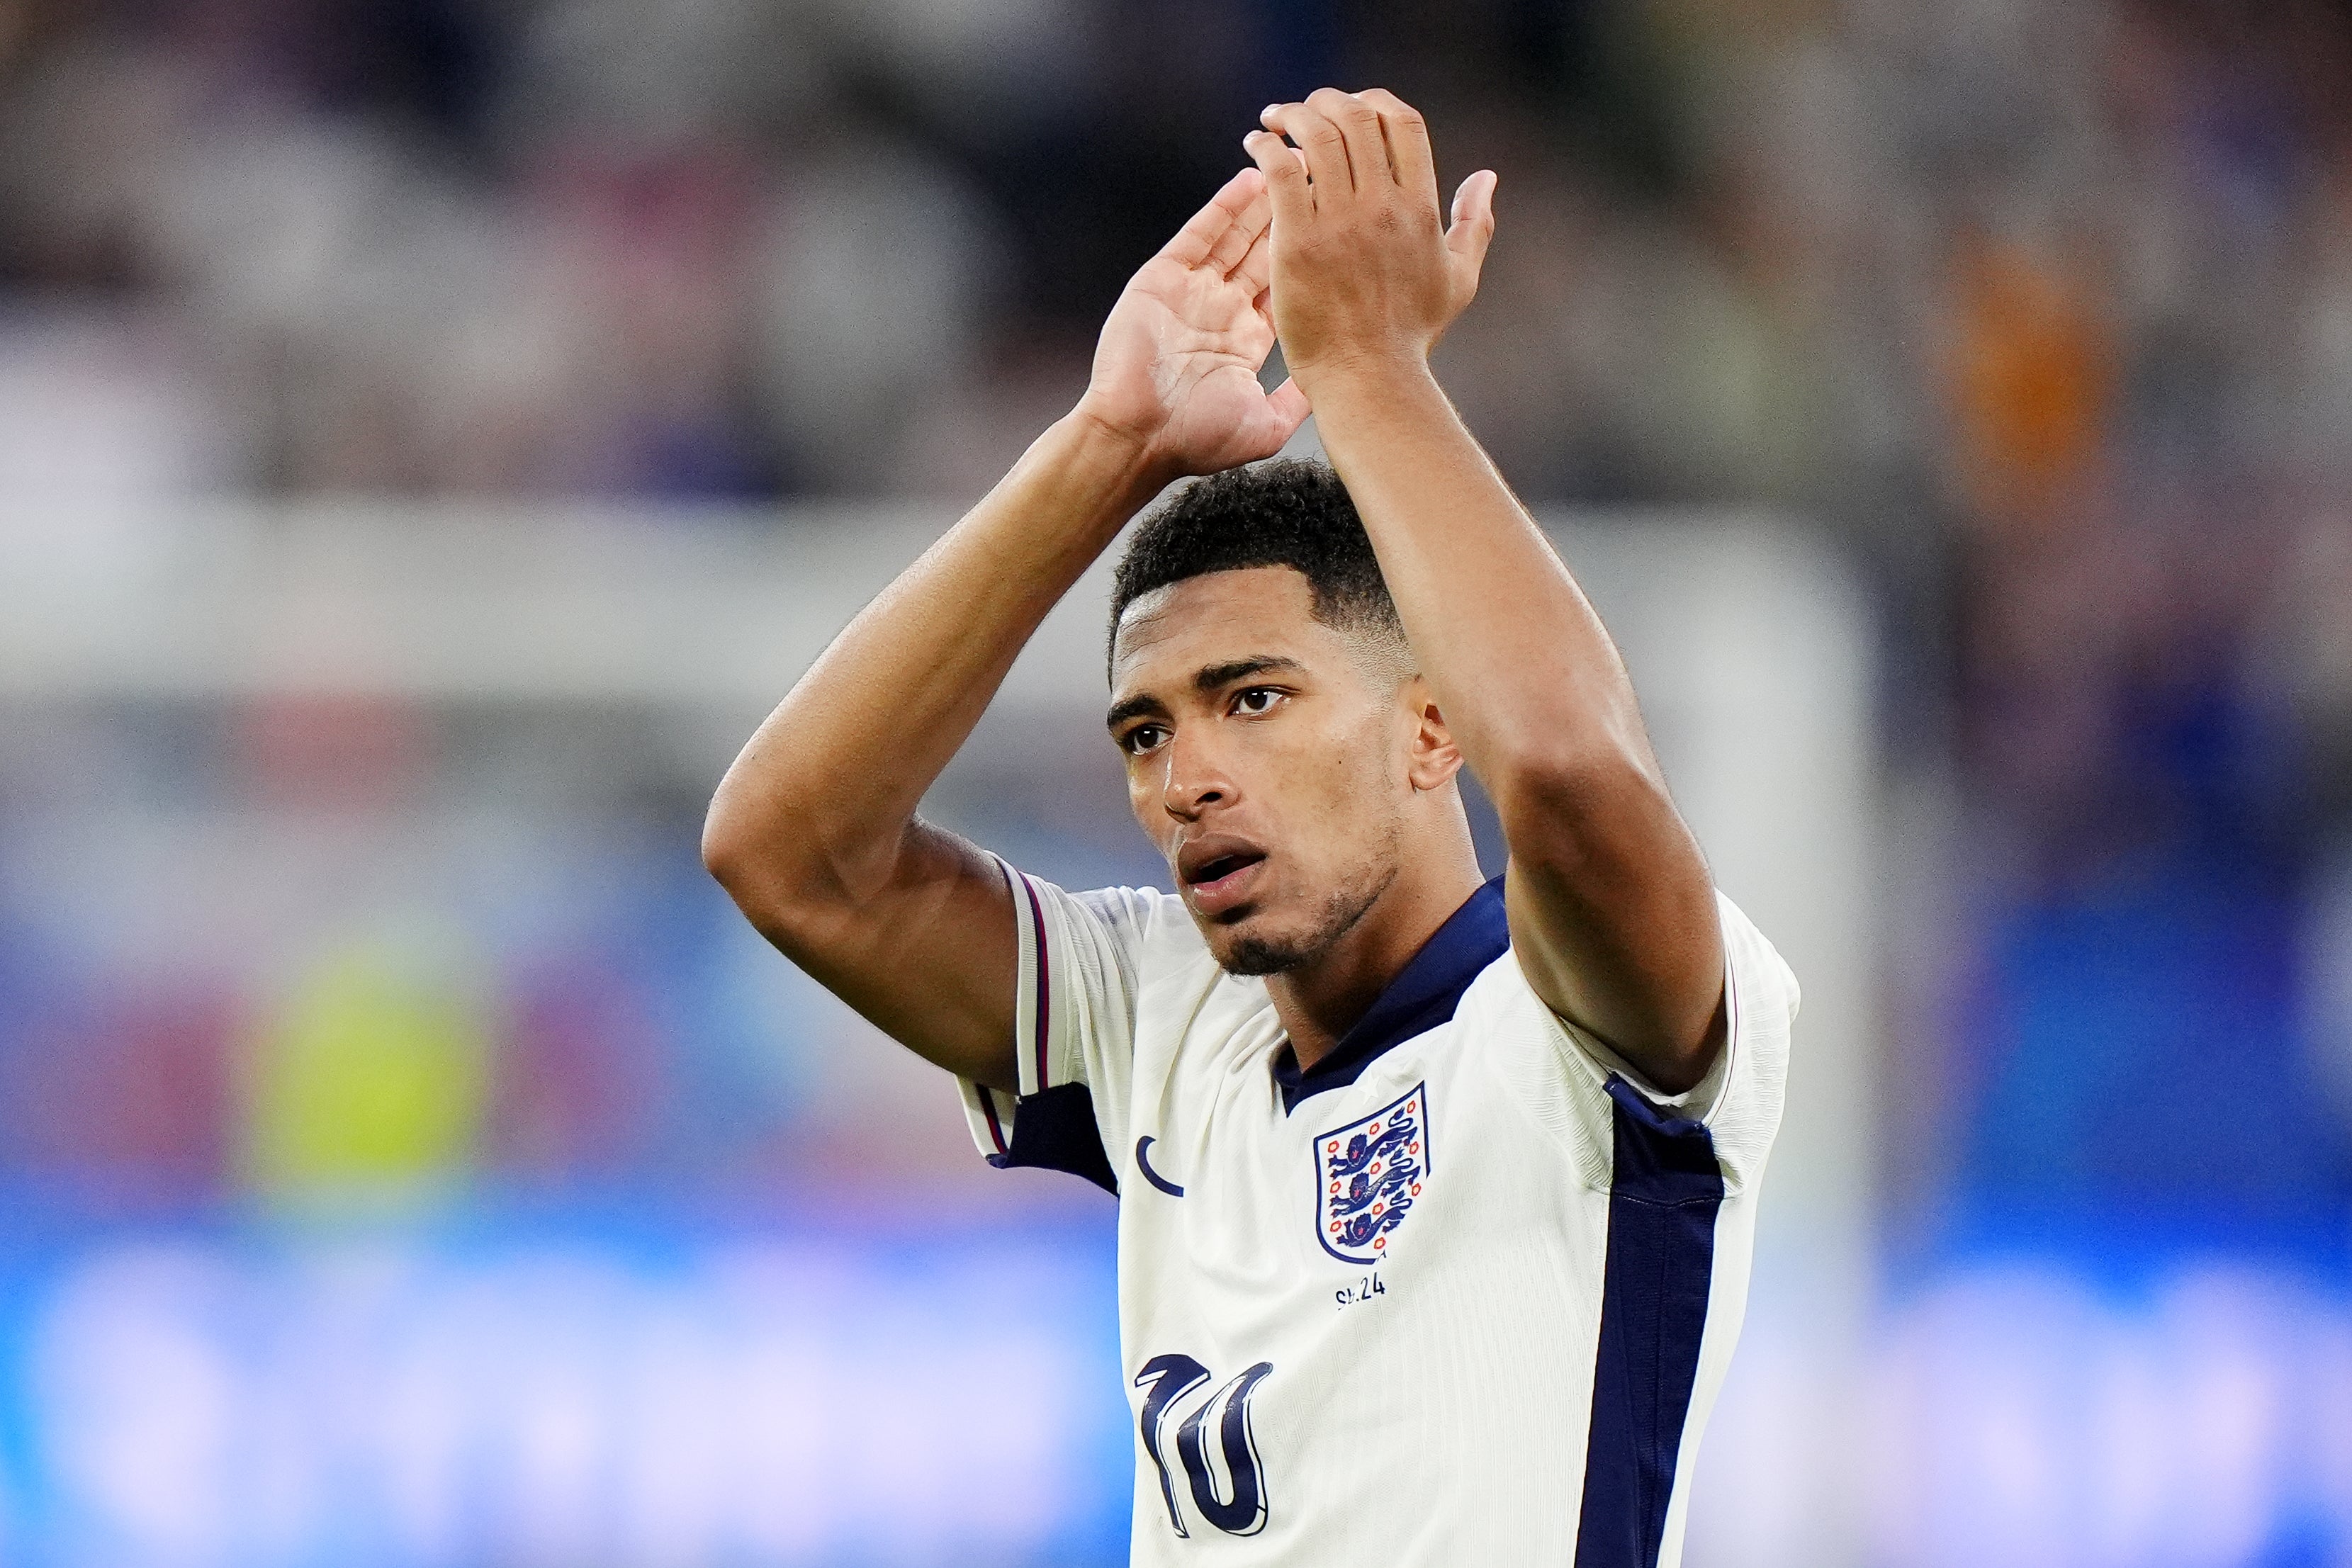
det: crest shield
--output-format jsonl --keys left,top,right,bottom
{"left": 1312, "top": 1083, "right": 1430, "bottom": 1265}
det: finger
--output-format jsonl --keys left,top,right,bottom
{"left": 1357, "top": 88, "right": 1437, "bottom": 207}
{"left": 1308, "top": 87, "right": 1385, "bottom": 193}
{"left": 1244, "top": 128, "right": 1313, "bottom": 227}
{"left": 1446, "top": 169, "right": 1498, "bottom": 280}
{"left": 1230, "top": 222, "right": 1273, "bottom": 291}
{"left": 1162, "top": 166, "right": 1266, "bottom": 268}
{"left": 1261, "top": 100, "right": 1350, "bottom": 201}
{"left": 1204, "top": 178, "right": 1271, "bottom": 275}
{"left": 1266, "top": 377, "right": 1312, "bottom": 438}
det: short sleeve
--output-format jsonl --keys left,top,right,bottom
{"left": 956, "top": 857, "right": 1175, "bottom": 1194}
{"left": 1682, "top": 891, "right": 1799, "bottom": 1189}
{"left": 1516, "top": 890, "right": 1800, "bottom": 1195}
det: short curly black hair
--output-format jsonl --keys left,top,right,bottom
{"left": 1108, "top": 459, "right": 1403, "bottom": 658}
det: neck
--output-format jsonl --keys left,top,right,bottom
{"left": 1268, "top": 815, "right": 1484, "bottom": 1070}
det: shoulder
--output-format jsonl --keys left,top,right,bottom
{"left": 1714, "top": 889, "right": 1801, "bottom": 1031}
{"left": 1465, "top": 891, "right": 1796, "bottom": 1085}
{"left": 995, "top": 866, "right": 1193, "bottom": 965}
{"left": 1067, "top": 881, "right": 1188, "bottom": 943}
{"left": 1023, "top": 878, "right": 1225, "bottom": 1019}
{"left": 1458, "top": 891, "right": 1797, "bottom": 1192}
{"left": 1062, "top": 882, "right": 1213, "bottom": 979}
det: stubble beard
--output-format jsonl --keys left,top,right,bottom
{"left": 1210, "top": 745, "right": 1412, "bottom": 978}
{"left": 1216, "top": 852, "right": 1401, "bottom": 977}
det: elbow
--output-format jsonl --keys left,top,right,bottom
{"left": 699, "top": 782, "right": 756, "bottom": 897}
{"left": 700, "top": 830, "right": 752, "bottom": 908}
{"left": 699, "top": 778, "right": 814, "bottom": 932}
{"left": 699, "top": 777, "right": 874, "bottom": 952}
{"left": 701, "top": 817, "right": 821, "bottom": 951}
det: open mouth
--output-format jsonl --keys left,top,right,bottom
{"left": 1178, "top": 837, "right": 1269, "bottom": 915}
{"left": 1186, "top": 850, "right": 1264, "bottom": 889}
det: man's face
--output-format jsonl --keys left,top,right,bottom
{"left": 1108, "top": 566, "right": 1414, "bottom": 975}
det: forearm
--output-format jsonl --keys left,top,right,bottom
{"left": 1245, "top": 86, "right": 1721, "bottom": 1080}
{"left": 705, "top": 412, "right": 1161, "bottom": 905}
{"left": 1311, "top": 359, "right": 1722, "bottom": 1080}
{"left": 699, "top": 164, "right": 1296, "bottom": 1086}
{"left": 1307, "top": 361, "right": 1660, "bottom": 801}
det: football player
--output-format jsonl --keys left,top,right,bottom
{"left": 705, "top": 88, "right": 1798, "bottom": 1565}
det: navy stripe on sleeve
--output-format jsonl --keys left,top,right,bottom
{"left": 1574, "top": 1076, "right": 1724, "bottom": 1568}
{"left": 1018, "top": 872, "right": 1052, "bottom": 1090}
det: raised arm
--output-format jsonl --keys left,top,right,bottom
{"left": 1245, "top": 91, "right": 1724, "bottom": 1094}
{"left": 702, "top": 169, "right": 1308, "bottom": 1092}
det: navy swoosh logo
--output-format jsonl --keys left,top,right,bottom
{"left": 1135, "top": 1136, "right": 1185, "bottom": 1197}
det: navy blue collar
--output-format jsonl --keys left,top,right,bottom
{"left": 1270, "top": 876, "right": 1510, "bottom": 1114}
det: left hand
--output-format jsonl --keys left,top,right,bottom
{"left": 1075, "top": 167, "right": 1312, "bottom": 483}
{"left": 1243, "top": 89, "right": 1497, "bottom": 394}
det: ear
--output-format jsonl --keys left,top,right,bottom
{"left": 1400, "top": 677, "right": 1464, "bottom": 793}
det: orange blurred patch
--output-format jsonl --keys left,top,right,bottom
{"left": 1945, "top": 236, "right": 2117, "bottom": 540}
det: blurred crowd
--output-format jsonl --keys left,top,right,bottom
{"left": 0, "top": 696, "right": 1079, "bottom": 1212}
{"left": 9, "top": 0, "right": 2352, "bottom": 1215}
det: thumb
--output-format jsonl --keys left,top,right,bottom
{"left": 1445, "top": 169, "right": 1498, "bottom": 281}
{"left": 1266, "top": 376, "right": 1312, "bottom": 437}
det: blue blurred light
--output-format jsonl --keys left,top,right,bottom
{"left": 0, "top": 1214, "right": 1130, "bottom": 1567}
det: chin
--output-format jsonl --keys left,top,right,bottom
{"left": 1190, "top": 903, "right": 1297, "bottom": 976}
{"left": 1191, "top": 863, "right": 1397, "bottom": 978}
{"left": 1220, "top": 930, "right": 1312, "bottom": 977}
{"left": 1202, "top": 901, "right": 1352, "bottom": 978}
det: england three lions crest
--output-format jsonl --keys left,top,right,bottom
{"left": 1314, "top": 1083, "right": 1429, "bottom": 1265}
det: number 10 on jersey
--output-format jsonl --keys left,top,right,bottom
{"left": 1134, "top": 1354, "right": 1276, "bottom": 1538}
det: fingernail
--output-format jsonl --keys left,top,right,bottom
{"left": 1261, "top": 104, "right": 1281, "bottom": 121}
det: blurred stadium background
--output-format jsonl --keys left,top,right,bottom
{"left": 3, "top": 0, "right": 2351, "bottom": 1564}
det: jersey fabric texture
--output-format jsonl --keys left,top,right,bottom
{"left": 957, "top": 860, "right": 1799, "bottom": 1567}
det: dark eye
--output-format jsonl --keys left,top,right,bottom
{"left": 1121, "top": 724, "right": 1169, "bottom": 756}
{"left": 1232, "top": 687, "right": 1283, "bottom": 716}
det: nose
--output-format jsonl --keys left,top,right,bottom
{"left": 1158, "top": 727, "right": 1234, "bottom": 823}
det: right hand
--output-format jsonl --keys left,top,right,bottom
{"left": 1075, "top": 167, "right": 1313, "bottom": 482}
{"left": 1243, "top": 89, "right": 1497, "bottom": 398}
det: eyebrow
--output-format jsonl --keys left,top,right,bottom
{"left": 1105, "top": 692, "right": 1166, "bottom": 732}
{"left": 1105, "top": 656, "right": 1305, "bottom": 733}
{"left": 1193, "top": 656, "right": 1303, "bottom": 693}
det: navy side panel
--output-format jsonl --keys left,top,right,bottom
{"left": 986, "top": 1081, "right": 1119, "bottom": 1195}
{"left": 1574, "top": 1076, "right": 1725, "bottom": 1568}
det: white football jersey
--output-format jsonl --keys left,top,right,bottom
{"left": 958, "top": 860, "right": 1798, "bottom": 1566}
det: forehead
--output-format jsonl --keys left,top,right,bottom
{"left": 1110, "top": 567, "right": 1341, "bottom": 690}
